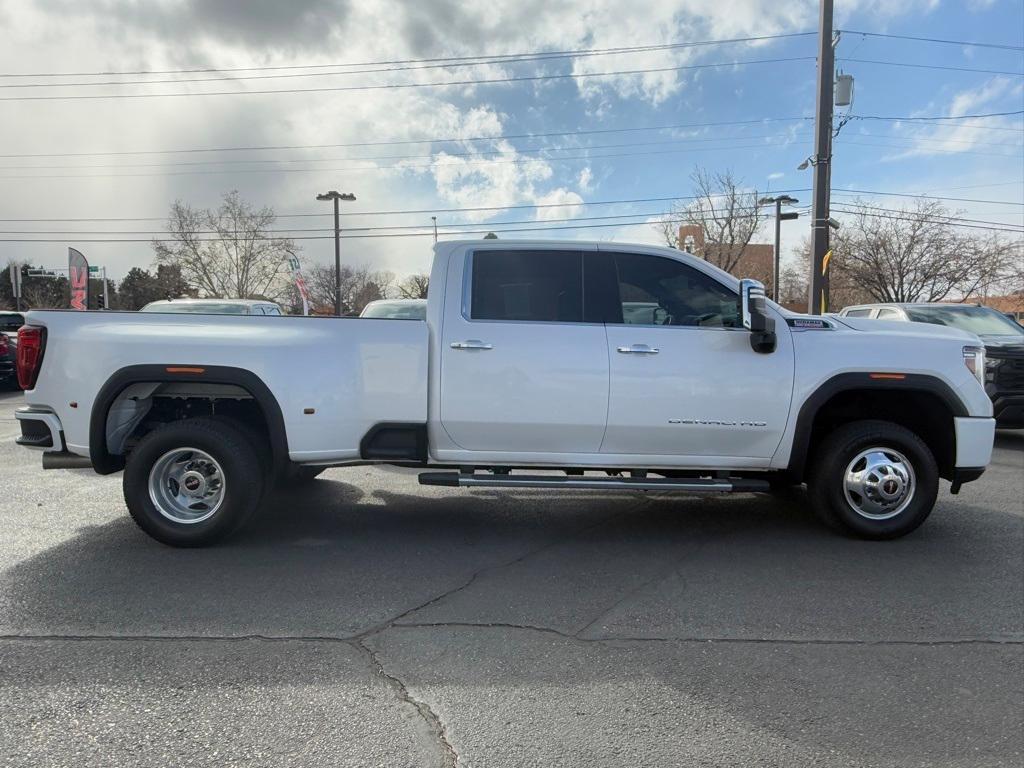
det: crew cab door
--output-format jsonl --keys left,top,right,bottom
{"left": 437, "top": 246, "right": 609, "bottom": 454}
{"left": 595, "top": 248, "right": 794, "bottom": 462}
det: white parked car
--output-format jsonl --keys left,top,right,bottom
{"left": 14, "top": 240, "right": 995, "bottom": 546}
{"left": 359, "top": 299, "right": 427, "bottom": 320}
{"left": 141, "top": 298, "right": 283, "bottom": 315}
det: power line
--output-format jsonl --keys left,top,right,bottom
{"left": 837, "top": 138, "right": 1023, "bottom": 159}
{"left": 0, "top": 140, "right": 807, "bottom": 180}
{"left": 840, "top": 58, "right": 1024, "bottom": 77}
{"left": 0, "top": 32, "right": 816, "bottom": 79}
{"left": 831, "top": 202, "right": 1023, "bottom": 229}
{"left": 0, "top": 131, "right": 812, "bottom": 171}
{"left": 0, "top": 35, "right": 819, "bottom": 89}
{"left": 1, "top": 186, "right": 1020, "bottom": 226}
{"left": 831, "top": 189, "right": 1024, "bottom": 206}
{"left": 830, "top": 206, "right": 1022, "bottom": 233}
{"left": 851, "top": 110, "right": 1024, "bottom": 123}
{"left": 836, "top": 30, "right": 1024, "bottom": 51}
{"left": 0, "top": 117, "right": 812, "bottom": 159}
{"left": 0, "top": 56, "right": 814, "bottom": 102}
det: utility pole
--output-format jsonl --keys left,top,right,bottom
{"left": 316, "top": 190, "right": 356, "bottom": 316}
{"left": 808, "top": 0, "right": 835, "bottom": 315}
{"left": 758, "top": 195, "right": 800, "bottom": 301}
{"left": 432, "top": 216, "right": 438, "bottom": 243}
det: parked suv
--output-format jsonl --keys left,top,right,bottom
{"left": 838, "top": 302, "right": 1024, "bottom": 428}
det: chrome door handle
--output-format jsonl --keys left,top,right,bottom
{"left": 617, "top": 344, "right": 659, "bottom": 354}
{"left": 450, "top": 340, "right": 493, "bottom": 350}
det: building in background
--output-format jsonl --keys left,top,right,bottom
{"left": 677, "top": 225, "right": 774, "bottom": 293}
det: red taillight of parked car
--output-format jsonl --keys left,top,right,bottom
{"left": 16, "top": 325, "right": 46, "bottom": 390}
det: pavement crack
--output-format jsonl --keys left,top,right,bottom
{"left": 354, "top": 637, "right": 458, "bottom": 768}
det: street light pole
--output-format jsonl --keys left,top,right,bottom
{"left": 758, "top": 195, "right": 799, "bottom": 302}
{"left": 316, "top": 190, "right": 356, "bottom": 316}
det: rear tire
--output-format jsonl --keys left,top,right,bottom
{"left": 123, "top": 417, "right": 265, "bottom": 547}
{"left": 807, "top": 420, "right": 938, "bottom": 540}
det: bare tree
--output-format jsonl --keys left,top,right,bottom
{"left": 657, "top": 167, "right": 764, "bottom": 274}
{"left": 305, "top": 263, "right": 394, "bottom": 315}
{"left": 396, "top": 273, "right": 429, "bottom": 299}
{"left": 831, "top": 200, "right": 1017, "bottom": 304}
{"left": 152, "top": 191, "right": 296, "bottom": 300}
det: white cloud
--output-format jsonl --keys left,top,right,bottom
{"left": 578, "top": 167, "right": 595, "bottom": 193}
{"left": 767, "top": 171, "right": 785, "bottom": 180}
{"left": 533, "top": 189, "right": 585, "bottom": 221}
{"left": 881, "top": 77, "right": 1024, "bottom": 161}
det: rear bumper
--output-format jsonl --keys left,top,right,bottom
{"left": 952, "top": 416, "right": 996, "bottom": 485}
{"left": 14, "top": 407, "right": 65, "bottom": 452}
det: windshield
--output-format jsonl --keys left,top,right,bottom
{"left": 904, "top": 305, "right": 1024, "bottom": 337}
{"left": 141, "top": 303, "right": 251, "bottom": 315}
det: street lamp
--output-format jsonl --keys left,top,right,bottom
{"left": 758, "top": 194, "right": 800, "bottom": 302}
{"left": 316, "top": 190, "right": 357, "bottom": 315}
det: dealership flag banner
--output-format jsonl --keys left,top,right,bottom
{"left": 68, "top": 247, "right": 89, "bottom": 311}
{"left": 287, "top": 254, "right": 310, "bottom": 316}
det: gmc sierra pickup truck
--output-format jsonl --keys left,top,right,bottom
{"left": 14, "top": 240, "right": 996, "bottom": 546}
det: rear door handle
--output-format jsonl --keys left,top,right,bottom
{"left": 450, "top": 340, "right": 493, "bottom": 350}
{"left": 617, "top": 344, "right": 659, "bottom": 355}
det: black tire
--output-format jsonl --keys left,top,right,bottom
{"left": 807, "top": 419, "right": 938, "bottom": 540}
{"left": 123, "top": 417, "right": 265, "bottom": 547}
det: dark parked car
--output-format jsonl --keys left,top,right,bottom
{"left": 0, "top": 312, "right": 24, "bottom": 390}
{"left": 838, "top": 302, "right": 1024, "bottom": 428}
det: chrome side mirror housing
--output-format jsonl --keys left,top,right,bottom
{"left": 740, "top": 279, "right": 776, "bottom": 354}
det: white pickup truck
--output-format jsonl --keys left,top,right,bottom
{"left": 14, "top": 240, "right": 996, "bottom": 546}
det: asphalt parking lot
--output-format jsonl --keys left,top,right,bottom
{"left": 0, "top": 389, "right": 1021, "bottom": 767}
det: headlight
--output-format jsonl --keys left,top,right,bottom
{"left": 963, "top": 345, "right": 986, "bottom": 387}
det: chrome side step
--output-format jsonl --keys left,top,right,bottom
{"left": 418, "top": 472, "right": 769, "bottom": 493}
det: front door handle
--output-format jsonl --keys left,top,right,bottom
{"left": 617, "top": 344, "right": 659, "bottom": 355}
{"left": 450, "top": 340, "right": 494, "bottom": 350}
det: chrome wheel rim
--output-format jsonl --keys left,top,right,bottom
{"left": 842, "top": 447, "right": 916, "bottom": 520}
{"left": 148, "top": 447, "right": 226, "bottom": 524}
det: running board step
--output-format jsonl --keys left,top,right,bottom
{"left": 418, "top": 472, "right": 769, "bottom": 493}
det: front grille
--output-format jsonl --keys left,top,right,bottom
{"left": 995, "top": 357, "right": 1024, "bottom": 392}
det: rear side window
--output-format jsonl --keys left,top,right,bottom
{"left": 844, "top": 308, "right": 872, "bottom": 318}
{"left": 470, "top": 250, "right": 583, "bottom": 322}
{"left": 876, "top": 308, "right": 900, "bottom": 319}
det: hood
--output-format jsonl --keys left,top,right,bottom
{"left": 828, "top": 315, "right": 980, "bottom": 344}
{"left": 980, "top": 334, "right": 1024, "bottom": 358}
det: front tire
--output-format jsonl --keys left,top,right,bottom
{"left": 807, "top": 420, "right": 938, "bottom": 540}
{"left": 123, "top": 417, "right": 265, "bottom": 547}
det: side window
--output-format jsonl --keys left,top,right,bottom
{"left": 265, "top": 307, "right": 282, "bottom": 316}
{"left": 610, "top": 252, "right": 740, "bottom": 328}
{"left": 844, "top": 308, "right": 872, "bottom": 318}
{"left": 470, "top": 250, "right": 583, "bottom": 322}
{"left": 876, "top": 308, "right": 900, "bottom": 319}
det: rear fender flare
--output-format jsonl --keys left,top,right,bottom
{"left": 88, "top": 364, "right": 289, "bottom": 475}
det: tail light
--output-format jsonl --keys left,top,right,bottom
{"left": 16, "top": 325, "right": 46, "bottom": 390}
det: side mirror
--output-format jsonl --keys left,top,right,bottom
{"left": 740, "top": 279, "right": 776, "bottom": 354}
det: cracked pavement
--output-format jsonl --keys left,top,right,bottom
{"left": 0, "top": 390, "right": 1021, "bottom": 766}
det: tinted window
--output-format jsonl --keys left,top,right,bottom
{"left": 844, "top": 308, "right": 872, "bottom": 318}
{"left": 609, "top": 252, "right": 739, "bottom": 328}
{"left": 141, "top": 303, "right": 251, "bottom": 314}
{"left": 905, "top": 305, "right": 1024, "bottom": 336}
{"left": 471, "top": 250, "right": 582, "bottom": 322}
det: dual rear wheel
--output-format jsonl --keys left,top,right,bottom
{"left": 123, "top": 417, "right": 940, "bottom": 547}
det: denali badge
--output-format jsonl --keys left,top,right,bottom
{"left": 668, "top": 418, "right": 767, "bottom": 427}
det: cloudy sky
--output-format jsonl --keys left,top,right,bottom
{"left": 0, "top": 0, "right": 1021, "bottom": 281}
